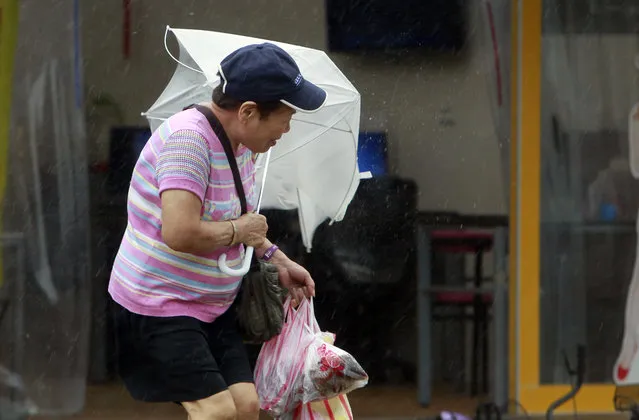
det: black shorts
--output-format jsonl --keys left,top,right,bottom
{"left": 111, "top": 299, "right": 254, "bottom": 403}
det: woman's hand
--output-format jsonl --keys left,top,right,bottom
{"left": 277, "top": 259, "right": 316, "bottom": 306}
{"left": 235, "top": 213, "right": 268, "bottom": 247}
{"left": 256, "top": 240, "right": 316, "bottom": 305}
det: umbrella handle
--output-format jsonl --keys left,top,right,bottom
{"left": 218, "top": 246, "right": 254, "bottom": 276}
{"left": 218, "top": 149, "right": 271, "bottom": 276}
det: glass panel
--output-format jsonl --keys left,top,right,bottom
{"left": 539, "top": 0, "right": 639, "bottom": 384}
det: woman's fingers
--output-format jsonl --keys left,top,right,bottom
{"left": 290, "top": 288, "right": 305, "bottom": 307}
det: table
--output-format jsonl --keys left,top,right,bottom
{"left": 416, "top": 212, "right": 509, "bottom": 407}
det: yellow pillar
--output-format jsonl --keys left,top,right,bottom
{"left": 508, "top": 0, "right": 520, "bottom": 407}
{"left": 0, "top": 0, "right": 19, "bottom": 285}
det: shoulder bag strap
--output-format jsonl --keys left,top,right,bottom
{"left": 190, "top": 104, "right": 248, "bottom": 215}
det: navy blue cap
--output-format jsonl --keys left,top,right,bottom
{"left": 218, "top": 43, "right": 327, "bottom": 113}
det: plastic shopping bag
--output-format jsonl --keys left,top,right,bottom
{"left": 302, "top": 332, "right": 368, "bottom": 400}
{"left": 290, "top": 332, "right": 356, "bottom": 420}
{"left": 255, "top": 297, "right": 317, "bottom": 417}
{"left": 255, "top": 298, "right": 368, "bottom": 418}
{"left": 291, "top": 394, "right": 353, "bottom": 420}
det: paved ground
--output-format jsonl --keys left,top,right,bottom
{"left": 27, "top": 382, "right": 479, "bottom": 419}
{"left": 23, "top": 381, "right": 633, "bottom": 419}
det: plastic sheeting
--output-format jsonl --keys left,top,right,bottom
{"left": 1, "top": 0, "right": 90, "bottom": 415}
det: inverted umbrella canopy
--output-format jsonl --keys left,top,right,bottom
{"left": 144, "top": 27, "right": 362, "bottom": 252}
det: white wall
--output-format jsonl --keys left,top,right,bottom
{"left": 82, "top": 0, "right": 507, "bottom": 214}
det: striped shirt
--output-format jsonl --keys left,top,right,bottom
{"left": 108, "top": 107, "right": 257, "bottom": 322}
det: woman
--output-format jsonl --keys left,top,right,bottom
{"left": 108, "top": 43, "right": 325, "bottom": 420}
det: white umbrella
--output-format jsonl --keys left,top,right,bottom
{"left": 143, "top": 27, "right": 363, "bottom": 275}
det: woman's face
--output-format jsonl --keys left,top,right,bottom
{"left": 238, "top": 104, "right": 295, "bottom": 153}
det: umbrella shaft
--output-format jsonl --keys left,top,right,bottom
{"left": 255, "top": 149, "right": 271, "bottom": 214}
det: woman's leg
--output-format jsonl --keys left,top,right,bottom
{"left": 182, "top": 391, "right": 237, "bottom": 420}
{"left": 111, "top": 299, "right": 233, "bottom": 407}
{"left": 228, "top": 383, "right": 260, "bottom": 420}
{"left": 203, "top": 303, "right": 259, "bottom": 420}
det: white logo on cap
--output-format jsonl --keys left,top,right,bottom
{"left": 294, "top": 74, "right": 303, "bottom": 86}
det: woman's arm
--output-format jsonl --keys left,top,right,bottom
{"left": 157, "top": 129, "right": 233, "bottom": 254}
{"left": 255, "top": 238, "right": 288, "bottom": 264}
{"left": 255, "top": 239, "right": 316, "bottom": 302}
{"left": 161, "top": 189, "right": 234, "bottom": 254}
{"left": 156, "top": 129, "right": 266, "bottom": 254}
{"left": 161, "top": 190, "right": 268, "bottom": 254}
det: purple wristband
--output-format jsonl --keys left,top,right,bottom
{"left": 261, "top": 244, "right": 279, "bottom": 261}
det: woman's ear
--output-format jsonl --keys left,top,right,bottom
{"left": 238, "top": 101, "right": 259, "bottom": 123}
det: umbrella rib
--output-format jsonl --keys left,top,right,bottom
{"left": 324, "top": 101, "right": 361, "bottom": 222}
{"left": 145, "top": 85, "right": 205, "bottom": 116}
{"left": 164, "top": 26, "right": 204, "bottom": 74}
{"left": 272, "top": 106, "right": 355, "bottom": 162}
{"left": 291, "top": 119, "right": 352, "bottom": 133}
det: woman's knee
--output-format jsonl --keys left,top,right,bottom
{"left": 182, "top": 391, "right": 237, "bottom": 420}
{"left": 228, "top": 383, "right": 260, "bottom": 420}
{"left": 235, "top": 395, "right": 260, "bottom": 420}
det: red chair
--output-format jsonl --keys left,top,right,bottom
{"left": 431, "top": 230, "right": 494, "bottom": 396}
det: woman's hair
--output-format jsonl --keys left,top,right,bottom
{"left": 212, "top": 85, "right": 284, "bottom": 119}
